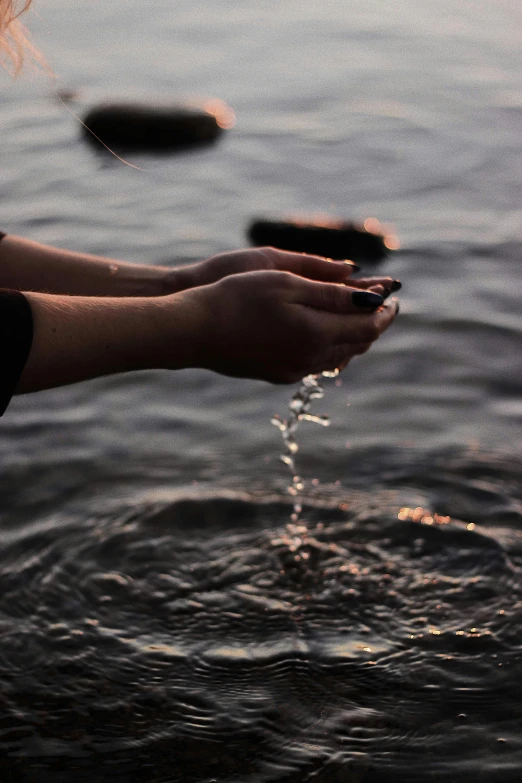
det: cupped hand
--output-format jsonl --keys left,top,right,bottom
{"left": 179, "top": 269, "right": 399, "bottom": 383}
{"left": 159, "top": 246, "right": 399, "bottom": 296}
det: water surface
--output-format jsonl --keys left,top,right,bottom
{"left": 0, "top": 0, "right": 521, "bottom": 779}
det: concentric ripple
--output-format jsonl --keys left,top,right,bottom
{"left": 1, "top": 451, "right": 521, "bottom": 782}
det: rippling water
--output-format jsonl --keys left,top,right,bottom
{"left": 1, "top": 0, "right": 521, "bottom": 780}
{"left": 2, "top": 450, "right": 522, "bottom": 781}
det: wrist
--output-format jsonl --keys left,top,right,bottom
{"left": 153, "top": 287, "right": 212, "bottom": 370}
{"left": 110, "top": 263, "right": 172, "bottom": 297}
{"left": 151, "top": 264, "right": 201, "bottom": 296}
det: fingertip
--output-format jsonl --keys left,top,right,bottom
{"left": 352, "top": 290, "right": 384, "bottom": 309}
{"left": 368, "top": 284, "right": 386, "bottom": 297}
{"left": 370, "top": 296, "right": 399, "bottom": 333}
{"left": 379, "top": 295, "right": 399, "bottom": 312}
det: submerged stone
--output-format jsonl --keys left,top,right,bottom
{"left": 248, "top": 216, "right": 397, "bottom": 263}
{"left": 82, "top": 100, "right": 234, "bottom": 152}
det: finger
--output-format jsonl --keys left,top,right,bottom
{"left": 336, "top": 342, "right": 373, "bottom": 358}
{"left": 348, "top": 276, "right": 402, "bottom": 294}
{"left": 291, "top": 277, "right": 387, "bottom": 314}
{"left": 268, "top": 250, "right": 360, "bottom": 283}
{"left": 309, "top": 341, "right": 373, "bottom": 376}
{"left": 366, "top": 284, "right": 386, "bottom": 298}
{"left": 304, "top": 297, "right": 399, "bottom": 345}
{"left": 326, "top": 342, "right": 373, "bottom": 369}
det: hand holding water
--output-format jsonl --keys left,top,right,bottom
{"left": 181, "top": 267, "right": 399, "bottom": 383}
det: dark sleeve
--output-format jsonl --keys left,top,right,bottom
{"left": 0, "top": 289, "right": 34, "bottom": 416}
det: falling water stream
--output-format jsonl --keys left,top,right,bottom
{"left": 270, "top": 370, "right": 339, "bottom": 573}
{"left": 271, "top": 371, "right": 338, "bottom": 524}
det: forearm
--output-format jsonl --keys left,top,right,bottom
{"left": 17, "top": 290, "right": 203, "bottom": 394}
{"left": 0, "top": 235, "right": 174, "bottom": 297}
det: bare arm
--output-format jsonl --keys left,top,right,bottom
{"left": 17, "top": 290, "right": 199, "bottom": 392}
{"left": 0, "top": 238, "right": 400, "bottom": 299}
{"left": 17, "top": 271, "right": 398, "bottom": 395}
{"left": 0, "top": 235, "right": 172, "bottom": 297}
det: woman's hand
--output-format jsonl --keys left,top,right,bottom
{"left": 174, "top": 270, "right": 399, "bottom": 383}
{"left": 158, "top": 246, "right": 400, "bottom": 297}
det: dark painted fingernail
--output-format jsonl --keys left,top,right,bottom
{"left": 391, "top": 279, "right": 402, "bottom": 292}
{"left": 343, "top": 260, "right": 361, "bottom": 271}
{"left": 352, "top": 291, "right": 384, "bottom": 308}
{"left": 395, "top": 300, "right": 400, "bottom": 314}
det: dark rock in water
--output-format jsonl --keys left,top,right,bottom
{"left": 82, "top": 101, "right": 234, "bottom": 152}
{"left": 248, "top": 216, "right": 397, "bottom": 262}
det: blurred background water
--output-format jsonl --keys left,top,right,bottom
{"left": 0, "top": 1, "right": 521, "bottom": 780}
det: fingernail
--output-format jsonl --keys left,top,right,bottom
{"left": 395, "top": 300, "right": 400, "bottom": 314}
{"left": 391, "top": 279, "right": 402, "bottom": 292}
{"left": 352, "top": 291, "right": 384, "bottom": 308}
{"left": 343, "top": 260, "right": 361, "bottom": 271}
